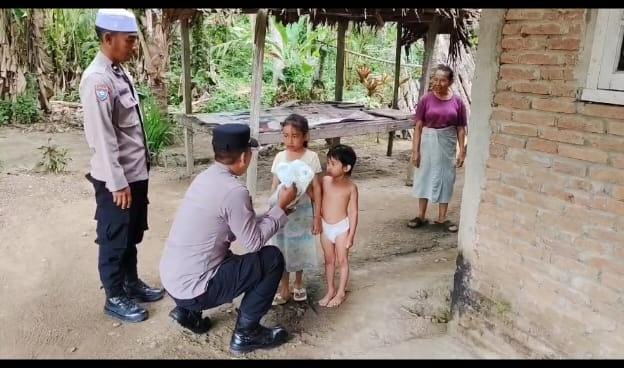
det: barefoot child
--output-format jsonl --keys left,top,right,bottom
{"left": 318, "top": 144, "right": 359, "bottom": 308}
{"left": 270, "top": 114, "right": 323, "bottom": 305}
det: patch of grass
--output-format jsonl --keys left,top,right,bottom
{"left": 493, "top": 300, "right": 512, "bottom": 316}
{"left": 433, "top": 307, "right": 452, "bottom": 323}
{"left": 35, "top": 138, "right": 71, "bottom": 174}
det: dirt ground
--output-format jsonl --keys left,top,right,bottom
{"left": 0, "top": 125, "right": 493, "bottom": 359}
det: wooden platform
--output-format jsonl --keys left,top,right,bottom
{"left": 173, "top": 102, "right": 415, "bottom": 177}
{"left": 173, "top": 101, "right": 414, "bottom": 145}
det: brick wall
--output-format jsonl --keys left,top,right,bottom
{"left": 455, "top": 9, "right": 624, "bottom": 358}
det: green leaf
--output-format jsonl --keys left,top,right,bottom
{"left": 301, "top": 62, "right": 313, "bottom": 74}
{"left": 12, "top": 8, "right": 26, "bottom": 20}
{"left": 275, "top": 21, "right": 289, "bottom": 48}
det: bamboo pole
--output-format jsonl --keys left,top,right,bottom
{"left": 387, "top": 22, "right": 403, "bottom": 157}
{"left": 246, "top": 9, "right": 268, "bottom": 199}
{"left": 180, "top": 18, "right": 194, "bottom": 176}
{"left": 328, "top": 20, "right": 348, "bottom": 148}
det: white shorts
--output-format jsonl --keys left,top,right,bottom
{"left": 322, "top": 217, "right": 350, "bottom": 244}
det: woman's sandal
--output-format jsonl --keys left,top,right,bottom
{"left": 407, "top": 217, "right": 429, "bottom": 229}
{"left": 433, "top": 220, "right": 458, "bottom": 233}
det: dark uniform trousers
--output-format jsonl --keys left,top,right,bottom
{"left": 171, "top": 246, "right": 285, "bottom": 323}
{"left": 87, "top": 174, "right": 149, "bottom": 298}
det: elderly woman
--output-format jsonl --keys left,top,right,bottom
{"left": 407, "top": 64, "right": 467, "bottom": 233}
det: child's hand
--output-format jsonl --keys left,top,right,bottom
{"left": 312, "top": 217, "right": 322, "bottom": 235}
{"left": 346, "top": 237, "right": 354, "bottom": 249}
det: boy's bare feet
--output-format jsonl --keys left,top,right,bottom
{"left": 318, "top": 290, "right": 336, "bottom": 307}
{"left": 327, "top": 291, "right": 346, "bottom": 307}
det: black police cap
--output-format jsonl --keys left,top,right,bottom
{"left": 212, "top": 124, "right": 259, "bottom": 152}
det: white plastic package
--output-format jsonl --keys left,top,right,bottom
{"left": 268, "top": 159, "right": 315, "bottom": 209}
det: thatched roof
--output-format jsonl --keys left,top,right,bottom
{"left": 269, "top": 9, "right": 479, "bottom": 60}
{"left": 171, "top": 8, "right": 480, "bottom": 63}
{"left": 164, "top": 8, "right": 200, "bottom": 22}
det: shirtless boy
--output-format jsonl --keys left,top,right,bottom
{"left": 318, "top": 144, "right": 359, "bottom": 308}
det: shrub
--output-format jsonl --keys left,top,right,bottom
{"left": 12, "top": 92, "right": 41, "bottom": 124}
{"left": 0, "top": 100, "right": 12, "bottom": 125}
{"left": 1, "top": 73, "right": 42, "bottom": 125}
{"left": 35, "top": 138, "right": 72, "bottom": 174}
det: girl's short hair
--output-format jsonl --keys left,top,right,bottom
{"left": 280, "top": 113, "right": 310, "bottom": 147}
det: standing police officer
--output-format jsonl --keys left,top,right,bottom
{"left": 80, "top": 9, "right": 164, "bottom": 323}
{"left": 160, "top": 124, "right": 297, "bottom": 354}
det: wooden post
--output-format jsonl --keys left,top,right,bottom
{"left": 406, "top": 18, "right": 439, "bottom": 186}
{"left": 180, "top": 18, "right": 194, "bottom": 176}
{"left": 335, "top": 20, "right": 347, "bottom": 102}
{"left": 329, "top": 20, "right": 348, "bottom": 148}
{"left": 387, "top": 21, "right": 403, "bottom": 157}
{"left": 246, "top": 9, "right": 268, "bottom": 200}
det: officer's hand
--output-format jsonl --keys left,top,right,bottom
{"left": 113, "top": 186, "right": 132, "bottom": 210}
{"left": 278, "top": 184, "right": 297, "bottom": 211}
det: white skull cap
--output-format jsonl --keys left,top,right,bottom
{"left": 95, "top": 9, "right": 138, "bottom": 33}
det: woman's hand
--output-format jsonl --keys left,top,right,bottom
{"left": 411, "top": 151, "right": 421, "bottom": 168}
{"left": 456, "top": 150, "right": 466, "bottom": 168}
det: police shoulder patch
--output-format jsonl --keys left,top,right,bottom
{"left": 95, "top": 84, "right": 110, "bottom": 102}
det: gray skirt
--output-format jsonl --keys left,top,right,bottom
{"left": 412, "top": 126, "right": 458, "bottom": 204}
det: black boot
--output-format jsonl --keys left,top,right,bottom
{"left": 123, "top": 278, "right": 165, "bottom": 302}
{"left": 104, "top": 295, "right": 148, "bottom": 323}
{"left": 229, "top": 313, "right": 288, "bottom": 354}
{"left": 169, "top": 306, "right": 212, "bottom": 334}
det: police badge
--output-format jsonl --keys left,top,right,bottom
{"left": 95, "top": 84, "right": 110, "bottom": 101}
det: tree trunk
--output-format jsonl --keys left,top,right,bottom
{"left": 0, "top": 8, "right": 52, "bottom": 114}
{"left": 28, "top": 8, "right": 53, "bottom": 112}
{"left": 0, "top": 9, "right": 27, "bottom": 100}
{"left": 135, "top": 9, "right": 174, "bottom": 114}
{"left": 397, "top": 66, "right": 419, "bottom": 113}
{"left": 310, "top": 46, "right": 326, "bottom": 100}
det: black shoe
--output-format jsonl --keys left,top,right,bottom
{"left": 123, "top": 279, "right": 165, "bottom": 302}
{"left": 169, "top": 306, "right": 211, "bottom": 334}
{"left": 104, "top": 295, "right": 148, "bottom": 323}
{"left": 229, "top": 324, "right": 288, "bottom": 354}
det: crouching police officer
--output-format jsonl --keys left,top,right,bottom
{"left": 80, "top": 9, "right": 164, "bottom": 323}
{"left": 160, "top": 124, "right": 297, "bottom": 354}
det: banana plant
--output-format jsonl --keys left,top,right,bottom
{"left": 265, "top": 16, "right": 333, "bottom": 100}
{"left": 45, "top": 9, "right": 98, "bottom": 98}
